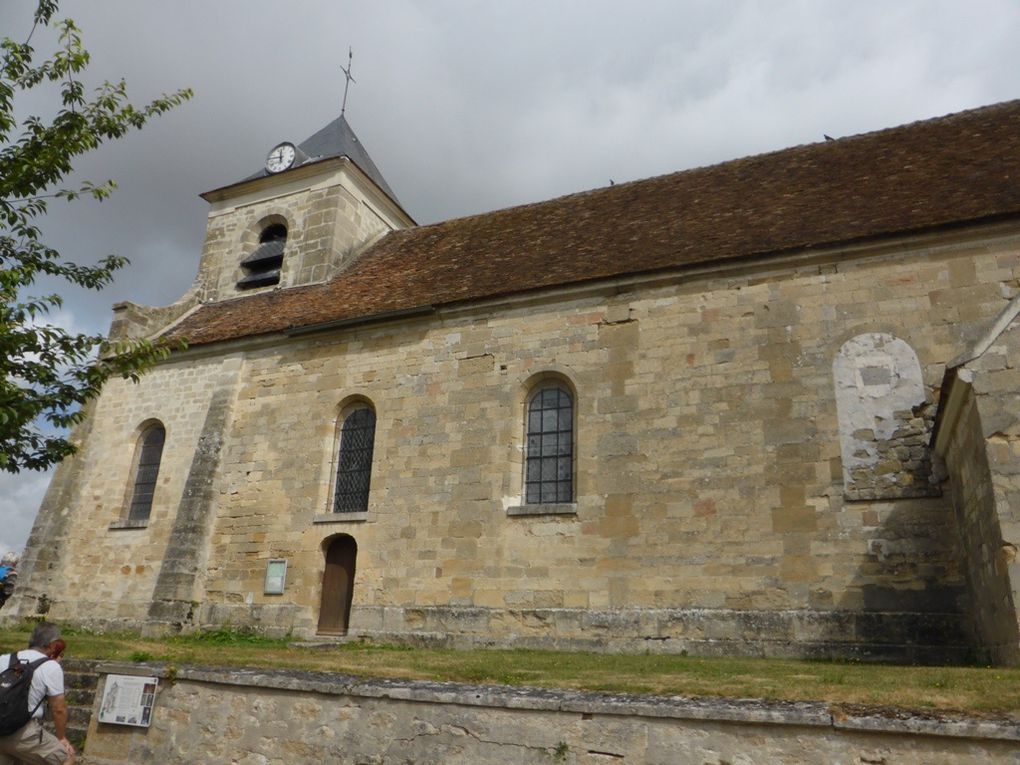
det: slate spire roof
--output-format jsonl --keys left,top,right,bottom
{"left": 172, "top": 98, "right": 1020, "bottom": 348}
{"left": 240, "top": 114, "right": 400, "bottom": 205}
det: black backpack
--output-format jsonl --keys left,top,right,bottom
{"left": 0, "top": 653, "right": 50, "bottom": 736}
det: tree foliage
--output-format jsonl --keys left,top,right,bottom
{"left": 0, "top": 1, "right": 191, "bottom": 472}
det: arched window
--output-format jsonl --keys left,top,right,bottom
{"left": 334, "top": 406, "right": 376, "bottom": 513}
{"left": 128, "top": 423, "right": 165, "bottom": 522}
{"left": 525, "top": 385, "right": 574, "bottom": 504}
{"left": 237, "top": 223, "right": 286, "bottom": 289}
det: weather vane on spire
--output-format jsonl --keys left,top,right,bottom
{"left": 340, "top": 47, "right": 356, "bottom": 116}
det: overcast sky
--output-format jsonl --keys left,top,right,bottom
{"left": 2, "top": 0, "right": 1019, "bottom": 557}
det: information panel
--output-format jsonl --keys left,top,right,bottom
{"left": 97, "top": 674, "right": 158, "bottom": 727}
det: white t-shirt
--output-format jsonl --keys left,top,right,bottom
{"left": 0, "top": 649, "right": 64, "bottom": 719}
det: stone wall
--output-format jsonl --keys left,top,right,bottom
{"left": 7, "top": 355, "right": 237, "bottom": 625}
{"left": 12, "top": 225, "right": 1020, "bottom": 658}
{"left": 291, "top": 605, "right": 969, "bottom": 663}
{"left": 938, "top": 378, "right": 1016, "bottom": 662}
{"left": 81, "top": 664, "right": 1020, "bottom": 765}
{"left": 936, "top": 308, "right": 1020, "bottom": 664}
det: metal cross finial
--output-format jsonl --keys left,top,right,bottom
{"left": 340, "top": 47, "right": 356, "bottom": 116}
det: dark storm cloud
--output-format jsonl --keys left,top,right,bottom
{"left": 2, "top": 0, "right": 1019, "bottom": 554}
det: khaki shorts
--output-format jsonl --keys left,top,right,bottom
{"left": 0, "top": 718, "right": 69, "bottom": 765}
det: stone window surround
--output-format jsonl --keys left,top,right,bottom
{"left": 108, "top": 518, "right": 150, "bottom": 530}
{"left": 507, "top": 503, "right": 577, "bottom": 517}
{"left": 234, "top": 212, "right": 292, "bottom": 293}
{"left": 313, "top": 512, "right": 368, "bottom": 524}
{"left": 110, "top": 419, "right": 166, "bottom": 531}
{"left": 519, "top": 371, "right": 579, "bottom": 511}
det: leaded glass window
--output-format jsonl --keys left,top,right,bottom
{"left": 525, "top": 386, "right": 573, "bottom": 504}
{"left": 128, "top": 424, "right": 165, "bottom": 522}
{"left": 334, "top": 407, "right": 376, "bottom": 513}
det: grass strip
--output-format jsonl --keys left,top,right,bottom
{"left": 2, "top": 624, "right": 1017, "bottom": 717}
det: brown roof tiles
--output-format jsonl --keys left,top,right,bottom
{"left": 169, "top": 99, "right": 1020, "bottom": 347}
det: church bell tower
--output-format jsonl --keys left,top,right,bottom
{"left": 109, "top": 113, "right": 414, "bottom": 343}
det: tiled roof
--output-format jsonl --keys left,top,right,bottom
{"left": 169, "top": 99, "right": 1020, "bottom": 347}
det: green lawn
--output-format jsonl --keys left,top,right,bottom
{"left": 3, "top": 624, "right": 1018, "bottom": 717}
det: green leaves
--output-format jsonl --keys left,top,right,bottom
{"left": 0, "top": 1, "right": 192, "bottom": 472}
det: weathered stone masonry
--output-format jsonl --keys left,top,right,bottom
{"left": 14, "top": 230, "right": 1017, "bottom": 659}
{"left": 10, "top": 103, "right": 1020, "bottom": 664}
{"left": 935, "top": 310, "right": 1020, "bottom": 665}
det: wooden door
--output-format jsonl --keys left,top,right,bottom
{"left": 318, "top": 535, "right": 357, "bottom": 635}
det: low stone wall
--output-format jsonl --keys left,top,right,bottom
{"left": 82, "top": 663, "right": 1020, "bottom": 765}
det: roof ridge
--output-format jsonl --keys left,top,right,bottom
{"left": 406, "top": 98, "right": 1020, "bottom": 235}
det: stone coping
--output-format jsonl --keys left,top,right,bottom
{"left": 95, "top": 662, "right": 1020, "bottom": 742}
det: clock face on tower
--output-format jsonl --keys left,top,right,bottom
{"left": 266, "top": 142, "right": 297, "bottom": 173}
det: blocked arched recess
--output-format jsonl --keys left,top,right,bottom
{"left": 317, "top": 533, "right": 357, "bottom": 635}
{"left": 832, "top": 332, "right": 935, "bottom": 500}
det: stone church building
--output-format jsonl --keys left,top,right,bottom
{"left": 8, "top": 100, "right": 1020, "bottom": 664}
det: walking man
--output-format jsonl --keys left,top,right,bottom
{"left": 0, "top": 622, "right": 75, "bottom": 764}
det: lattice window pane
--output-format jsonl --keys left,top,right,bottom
{"left": 334, "top": 407, "right": 376, "bottom": 513}
{"left": 542, "top": 409, "right": 558, "bottom": 431}
{"left": 558, "top": 407, "right": 572, "bottom": 430}
{"left": 524, "top": 385, "right": 573, "bottom": 505}
{"left": 557, "top": 433, "right": 571, "bottom": 455}
{"left": 525, "top": 483, "right": 541, "bottom": 504}
{"left": 128, "top": 425, "right": 165, "bottom": 523}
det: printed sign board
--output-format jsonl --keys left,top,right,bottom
{"left": 264, "top": 558, "right": 288, "bottom": 594}
{"left": 97, "top": 674, "right": 158, "bottom": 727}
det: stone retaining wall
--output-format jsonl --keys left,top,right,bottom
{"left": 82, "top": 663, "right": 1020, "bottom": 765}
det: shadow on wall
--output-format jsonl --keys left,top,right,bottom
{"left": 830, "top": 495, "right": 974, "bottom": 664}
{"left": 824, "top": 332, "right": 974, "bottom": 663}
{"left": 938, "top": 376, "right": 1020, "bottom": 665}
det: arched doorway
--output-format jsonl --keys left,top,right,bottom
{"left": 318, "top": 534, "right": 357, "bottom": 635}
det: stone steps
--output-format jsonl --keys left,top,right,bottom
{"left": 51, "top": 659, "right": 100, "bottom": 757}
